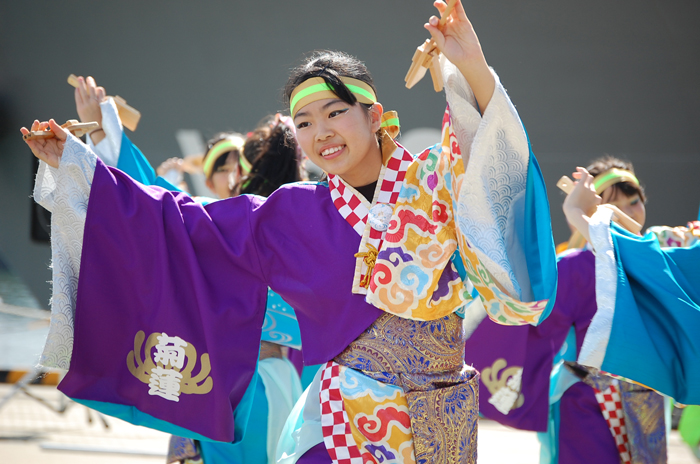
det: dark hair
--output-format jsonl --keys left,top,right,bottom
{"left": 586, "top": 155, "right": 646, "bottom": 203}
{"left": 283, "top": 50, "right": 384, "bottom": 168}
{"left": 232, "top": 116, "right": 302, "bottom": 198}
{"left": 203, "top": 132, "right": 244, "bottom": 180}
{"left": 283, "top": 50, "right": 377, "bottom": 109}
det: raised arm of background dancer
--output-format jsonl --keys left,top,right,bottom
{"left": 425, "top": 0, "right": 495, "bottom": 113}
{"left": 563, "top": 167, "right": 603, "bottom": 244}
{"left": 75, "top": 76, "right": 107, "bottom": 145}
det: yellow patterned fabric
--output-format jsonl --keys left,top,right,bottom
{"left": 366, "top": 109, "right": 468, "bottom": 321}
{"left": 367, "top": 107, "right": 550, "bottom": 324}
{"left": 648, "top": 221, "right": 700, "bottom": 248}
{"left": 335, "top": 312, "right": 479, "bottom": 462}
{"left": 337, "top": 366, "right": 416, "bottom": 462}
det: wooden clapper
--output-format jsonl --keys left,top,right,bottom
{"left": 404, "top": 0, "right": 458, "bottom": 92}
{"left": 23, "top": 76, "right": 143, "bottom": 140}
{"left": 556, "top": 176, "right": 642, "bottom": 234}
{"left": 23, "top": 120, "right": 100, "bottom": 141}
{"left": 67, "top": 74, "right": 141, "bottom": 131}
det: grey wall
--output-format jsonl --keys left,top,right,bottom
{"left": 1, "top": 1, "right": 699, "bottom": 307}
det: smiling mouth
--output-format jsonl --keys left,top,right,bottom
{"left": 321, "top": 145, "right": 345, "bottom": 157}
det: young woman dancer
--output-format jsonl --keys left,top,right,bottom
{"left": 536, "top": 158, "right": 666, "bottom": 464}
{"left": 560, "top": 167, "right": 700, "bottom": 407}
{"left": 465, "top": 157, "right": 678, "bottom": 463}
{"left": 22, "top": 1, "right": 558, "bottom": 461}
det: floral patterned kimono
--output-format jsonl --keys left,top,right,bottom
{"left": 32, "top": 57, "right": 557, "bottom": 463}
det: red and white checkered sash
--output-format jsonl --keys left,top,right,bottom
{"left": 594, "top": 380, "right": 631, "bottom": 464}
{"left": 328, "top": 146, "right": 414, "bottom": 288}
{"left": 319, "top": 361, "right": 364, "bottom": 464}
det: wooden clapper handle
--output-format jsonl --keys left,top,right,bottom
{"left": 23, "top": 119, "right": 100, "bottom": 141}
{"left": 556, "top": 176, "right": 642, "bottom": 234}
{"left": 404, "top": 0, "right": 458, "bottom": 92}
{"left": 67, "top": 74, "right": 141, "bottom": 131}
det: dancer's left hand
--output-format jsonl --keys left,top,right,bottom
{"left": 425, "top": 0, "right": 484, "bottom": 70}
{"left": 425, "top": 0, "right": 495, "bottom": 111}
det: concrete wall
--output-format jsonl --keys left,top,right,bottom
{"left": 1, "top": 1, "right": 699, "bottom": 306}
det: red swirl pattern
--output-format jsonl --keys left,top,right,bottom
{"left": 385, "top": 209, "right": 437, "bottom": 244}
{"left": 356, "top": 405, "right": 411, "bottom": 442}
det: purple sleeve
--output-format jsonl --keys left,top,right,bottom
{"left": 464, "top": 252, "right": 587, "bottom": 432}
{"left": 557, "top": 251, "right": 597, "bottom": 354}
{"left": 60, "top": 159, "right": 268, "bottom": 442}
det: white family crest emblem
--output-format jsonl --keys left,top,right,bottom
{"left": 481, "top": 358, "right": 524, "bottom": 415}
{"left": 127, "top": 331, "right": 213, "bottom": 402}
{"left": 368, "top": 203, "right": 393, "bottom": 232}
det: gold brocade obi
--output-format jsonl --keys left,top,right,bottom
{"left": 333, "top": 313, "right": 479, "bottom": 463}
{"left": 335, "top": 312, "right": 471, "bottom": 382}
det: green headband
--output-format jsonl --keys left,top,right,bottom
{"left": 593, "top": 168, "right": 639, "bottom": 195}
{"left": 380, "top": 111, "right": 400, "bottom": 138}
{"left": 203, "top": 136, "right": 246, "bottom": 178}
{"left": 290, "top": 76, "right": 377, "bottom": 118}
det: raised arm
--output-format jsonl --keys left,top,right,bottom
{"left": 562, "top": 167, "right": 604, "bottom": 244}
{"left": 74, "top": 76, "right": 107, "bottom": 145}
{"left": 425, "top": 0, "right": 495, "bottom": 113}
{"left": 73, "top": 75, "right": 125, "bottom": 167}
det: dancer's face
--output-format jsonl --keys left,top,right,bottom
{"left": 601, "top": 187, "right": 646, "bottom": 228}
{"left": 206, "top": 152, "right": 239, "bottom": 199}
{"left": 293, "top": 98, "right": 383, "bottom": 188}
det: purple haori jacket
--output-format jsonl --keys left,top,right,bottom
{"left": 464, "top": 250, "right": 596, "bottom": 432}
{"left": 62, "top": 158, "right": 383, "bottom": 442}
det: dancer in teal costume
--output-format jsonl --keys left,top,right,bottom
{"left": 563, "top": 166, "right": 700, "bottom": 406}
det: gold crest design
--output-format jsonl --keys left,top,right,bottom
{"left": 481, "top": 358, "right": 524, "bottom": 413}
{"left": 127, "top": 331, "right": 213, "bottom": 401}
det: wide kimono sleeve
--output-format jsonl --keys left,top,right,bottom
{"left": 367, "top": 57, "right": 557, "bottom": 324}
{"left": 33, "top": 134, "right": 270, "bottom": 442}
{"left": 96, "top": 112, "right": 303, "bottom": 350}
{"left": 579, "top": 207, "right": 700, "bottom": 405}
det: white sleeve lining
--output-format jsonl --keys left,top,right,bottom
{"left": 87, "top": 97, "right": 123, "bottom": 167}
{"left": 33, "top": 134, "right": 97, "bottom": 370}
{"left": 578, "top": 207, "right": 617, "bottom": 369}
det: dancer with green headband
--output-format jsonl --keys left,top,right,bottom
{"left": 460, "top": 156, "right": 669, "bottom": 464}
{"left": 23, "top": 1, "right": 559, "bottom": 462}
{"left": 556, "top": 160, "right": 700, "bottom": 457}
{"left": 531, "top": 157, "right": 669, "bottom": 464}
{"left": 200, "top": 134, "right": 248, "bottom": 200}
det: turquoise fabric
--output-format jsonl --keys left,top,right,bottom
{"left": 264, "top": 289, "right": 302, "bottom": 349}
{"left": 537, "top": 327, "right": 579, "bottom": 464}
{"left": 115, "top": 132, "right": 182, "bottom": 192}
{"left": 450, "top": 248, "right": 479, "bottom": 319}
{"left": 519, "top": 134, "right": 558, "bottom": 322}
{"left": 72, "top": 373, "right": 258, "bottom": 444}
{"left": 116, "top": 133, "right": 154, "bottom": 185}
{"left": 601, "top": 224, "right": 700, "bottom": 404}
{"left": 199, "top": 374, "right": 268, "bottom": 463}
{"left": 537, "top": 401, "right": 560, "bottom": 464}
{"left": 299, "top": 365, "right": 323, "bottom": 391}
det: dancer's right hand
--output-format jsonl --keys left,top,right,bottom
{"left": 21, "top": 119, "right": 68, "bottom": 169}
